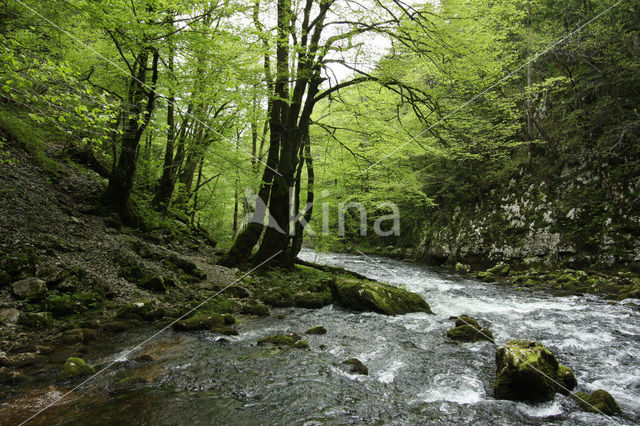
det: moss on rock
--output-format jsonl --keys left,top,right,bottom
{"left": 493, "top": 339, "right": 576, "bottom": 402}
{"left": 305, "top": 326, "right": 327, "bottom": 335}
{"left": 342, "top": 358, "right": 368, "bottom": 375}
{"left": 116, "top": 301, "right": 164, "bottom": 321}
{"left": 293, "top": 290, "right": 332, "bottom": 309}
{"left": 447, "top": 324, "right": 494, "bottom": 343}
{"left": 257, "top": 334, "right": 308, "bottom": 349}
{"left": 173, "top": 314, "right": 225, "bottom": 331}
{"left": 329, "top": 277, "right": 433, "bottom": 315}
{"left": 58, "top": 357, "right": 95, "bottom": 380}
{"left": 572, "top": 389, "right": 621, "bottom": 416}
{"left": 240, "top": 303, "right": 270, "bottom": 316}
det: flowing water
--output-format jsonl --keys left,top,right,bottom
{"left": 3, "top": 250, "right": 640, "bottom": 425}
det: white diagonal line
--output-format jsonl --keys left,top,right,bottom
{"left": 12, "top": 0, "right": 281, "bottom": 177}
{"left": 357, "top": 0, "right": 626, "bottom": 177}
{"left": 18, "top": 250, "right": 282, "bottom": 426}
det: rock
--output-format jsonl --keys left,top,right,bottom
{"left": 487, "top": 262, "right": 510, "bottom": 276}
{"left": 293, "top": 290, "right": 332, "bottom": 309}
{"left": 476, "top": 271, "right": 496, "bottom": 282}
{"left": 0, "top": 270, "right": 12, "bottom": 287}
{"left": 210, "top": 326, "right": 238, "bottom": 336}
{"left": 455, "top": 263, "right": 471, "bottom": 273}
{"left": 261, "top": 288, "right": 294, "bottom": 307}
{"left": 240, "top": 303, "right": 270, "bottom": 316}
{"left": 115, "top": 375, "right": 149, "bottom": 390}
{"left": 58, "top": 357, "right": 95, "bottom": 380}
{"left": 328, "top": 277, "right": 433, "bottom": 315}
{"left": 447, "top": 324, "right": 494, "bottom": 343}
{"left": 11, "top": 277, "right": 47, "bottom": 299}
{"left": 0, "top": 366, "right": 28, "bottom": 385}
{"left": 2, "top": 253, "right": 34, "bottom": 276}
{"left": 257, "top": 334, "right": 307, "bottom": 348}
{"left": 305, "top": 326, "right": 327, "bottom": 335}
{"left": 222, "top": 285, "right": 250, "bottom": 299}
{"left": 0, "top": 308, "right": 21, "bottom": 324}
{"left": 493, "top": 339, "right": 577, "bottom": 402}
{"left": 173, "top": 314, "right": 225, "bottom": 331}
{"left": 454, "top": 314, "right": 480, "bottom": 328}
{"left": 18, "top": 312, "right": 53, "bottom": 329}
{"left": 572, "top": 389, "right": 621, "bottom": 416}
{"left": 222, "top": 314, "right": 236, "bottom": 325}
{"left": 342, "top": 358, "right": 368, "bottom": 375}
{"left": 116, "top": 301, "right": 164, "bottom": 321}
{"left": 0, "top": 352, "right": 47, "bottom": 368}
{"left": 60, "top": 328, "right": 99, "bottom": 344}
{"left": 138, "top": 275, "right": 166, "bottom": 293}
{"left": 36, "top": 264, "right": 65, "bottom": 285}
{"left": 49, "top": 349, "right": 83, "bottom": 364}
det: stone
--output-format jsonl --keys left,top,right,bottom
{"left": 328, "top": 277, "right": 433, "bottom": 315}
{"left": 305, "top": 326, "right": 327, "bottom": 335}
{"left": 261, "top": 288, "right": 295, "bottom": 307}
{"left": 138, "top": 275, "right": 166, "bottom": 293}
{"left": 58, "top": 357, "right": 95, "bottom": 380}
{"left": 293, "top": 290, "right": 332, "bottom": 309}
{"left": 0, "top": 367, "right": 28, "bottom": 385}
{"left": 18, "top": 312, "right": 53, "bottom": 329}
{"left": 476, "top": 271, "right": 496, "bottom": 282}
{"left": 240, "top": 303, "right": 270, "bottom": 316}
{"left": 210, "top": 326, "right": 238, "bottom": 336}
{"left": 116, "top": 301, "right": 164, "bottom": 321}
{"left": 493, "top": 339, "right": 577, "bottom": 402}
{"left": 0, "top": 308, "right": 21, "bottom": 324}
{"left": 572, "top": 389, "right": 621, "bottom": 416}
{"left": 173, "top": 314, "right": 225, "bottom": 331}
{"left": 342, "top": 358, "right": 368, "bottom": 375}
{"left": 447, "top": 324, "right": 494, "bottom": 343}
{"left": 60, "top": 328, "right": 99, "bottom": 344}
{"left": 11, "top": 277, "right": 47, "bottom": 299}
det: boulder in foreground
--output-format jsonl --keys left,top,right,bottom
{"left": 572, "top": 389, "right": 621, "bottom": 416}
{"left": 494, "top": 339, "right": 576, "bottom": 402}
{"left": 328, "top": 277, "right": 433, "bottom": 315}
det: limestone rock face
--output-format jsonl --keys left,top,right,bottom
{"left": 493, "top": 339, "right": 576, "bottom": 402}
{"left": 11, "top": 277, "right": 47, "bottom": 299}
{"left": 328, "top": 278, "right": 433, "bottom": 316}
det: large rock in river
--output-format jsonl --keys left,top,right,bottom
{"left": 494, "top": 339, "right": 577, "bottom": 402}
{"left": 328, "top": 277, "right": 433, "bottom": 315}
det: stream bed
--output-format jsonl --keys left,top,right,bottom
{"left": 2, "top": 249, "right": 640, "bottom": 425}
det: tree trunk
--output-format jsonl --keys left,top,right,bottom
{"left": 290, "top": 131, "right": 314, "bottom": 261}
{"left": 104, "top": 48, "right": 159, "bottom": 226}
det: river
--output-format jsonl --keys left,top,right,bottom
{"left": 3, "top": 249, "right": 639, "bottom": 425}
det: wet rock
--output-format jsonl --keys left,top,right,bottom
{"left": 305, "top": 326, "right": 327, "bottom": 335}
{"left": 101, "top": 321, "right": 132, "bottom": 332}
{"left": 261, "top": 288, "right": 294, "bottom": 307}
{"left": 487, "top": 262, "right": 510, "bottom": 276}
{"left": 447, "top": 324, "right": 494, "bottom": 343}
{"left": 18, "top": 312, "right": 53, "bottom": 329}
{"left": 138, "top": 275, "right": 166, "bottom": 293}
{"left": 493, "top": 339, "right": 577, "bottom": 402}
{"left": 343, "top": 358, "right": 368, "bottom": 375}
{"left": 222, "top": 314, "right": 236, "bottom": 325}
{"left": 0, "top": 366, "right": 28, "bottom": 385}
{"left": 328, "top": 277, "right": 433, "bottom": 315}
{"left": 240, "top": 303, "right": 270, "bottom": 316}
{"left": 293, "top": 290, "right": 332, "bottom": 309}
{"left": 572, "top": 389, "right": 621, "bottom": 416}
{"left": 116, "top": 301, "right": 164, "bottom": 321}
{"left": 60, "top": 328, "right": 99, "bottom": 344}
{"left": 173, "top": 314, "right": 225, "bottom": 331}
{"left": 476, "top": 271, "right": 496, "bottom": 282}
{"left": 115, "top": 375, "right": 149, "bottom": 391}
{"left": 257, "top": 334, "right": 307, "bottom": 348}
{"left": 210, "top": 326, "right": 239, "bottom": 336}
{"left": 11, "top": 277, "right": 47, "bottom": 299}
{"left": 58, "top": 357, "right": 95, "bottom": 380}
{"left": 0, "top": 351, "right": 47, "bottom": 368}
{"left": 447, "top": 315, "right": 494, "bottom": 343}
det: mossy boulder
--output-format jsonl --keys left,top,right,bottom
{"left": 487, "top": 262, "right": 510, "bottom": 276}
{"left": 572, "top": 389, "right": 621, "bottom": 416}
{"left": 476, "top": 271, "right": 496, "bottom": 282}
{"left": 138, "top": 275, "right": 166, "bottom": 293}
{"left": 240, "top": 303, "right": 270, "bottom": 316}
{"left": 60, "top": 328, "right": 99, "bottom": 344}
{"left": 494, "top": 339, "right": 577, "bottom": 402}
{"left": 257, "top": 334, "right": 308, "bottom": 348}
{"left": 173, "top": 314, "right": 225, "bottom": 331}
{"left": 343, "top": 358, "right": 368, "bottom": 375}
{"left": 261, "top": 288, "right": 295, "bottom": 307}
{"left": 447, "top": 315, "right": 493, "bottom": 343}
{"left": 210, "top": 325, "right": 239, "bottom": 336}
{"left": 293, "top": 290, "right": 332, "bottom": 309}
{"left": 11, "top": 277, "right": 47, "bottom": 299}
{"left": 222, "top": 314, "right": 236, "bottom": 325}
{"left": 58, "top": 357, "right": 95, "bottom": 380}
{"left": 116, "top": 301, "right": 164, "bottom": 321}
{"left": 18, "top": 312, "right": 53, "bottom": 329}
{"left": 329, "top": 277, "right": 433, "bottom": 315}
{"left": 305, "top": 326, "right": 327, "bottom": 335}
